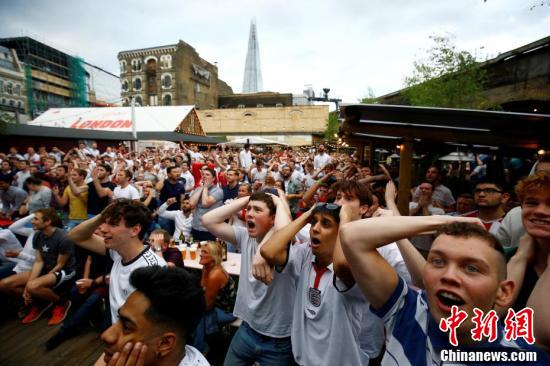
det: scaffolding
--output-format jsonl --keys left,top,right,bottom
{"left": 0, "top": 36, "right": 120, "bottom": 118}
{"left": 69, "top": 56, "right": 88, "bottom": 107}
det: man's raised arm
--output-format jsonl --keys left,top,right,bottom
{"left": 261, "top": 203, "right": 310, "bottom": 266}
{"left": 340, "top": 215, "right": 480, "bottom": 309}
{"left": 67, "top": 214, "right": 106, "bottom": 256}
{"left": 201, "top": 196, "right": 249, "bottom": 244}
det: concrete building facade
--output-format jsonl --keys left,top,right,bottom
{"left": 0, "top": 45, "right": 27, "bottom": 122}
{"left": 0, "top": 36, "right": 120, "bottom": 118}
{"left": 197, "top": 105, "right": 328, "bottom": 146}
{"left": 118, "top": 41, "right": 233, "bottom": 110}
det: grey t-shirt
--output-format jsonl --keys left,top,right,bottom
{"left": 32, "top": 228, "right": 76, "bottom": 273}
{"left": 232, "top": 225, "right": 298, "bottom": 337}
{"left": 191, "top": 185, "right": 223, "bottom": 232}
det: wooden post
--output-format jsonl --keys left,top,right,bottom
{"left": 397, "top": 137, "right": 413, "bottom": 215}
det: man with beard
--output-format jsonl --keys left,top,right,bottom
{"left": 462, "top": 180, "right": 508, "bottom": 234}
{"left": 202, "top": 192, "right": 295, "bottom": 365}
{"left": 414, "top": 165, "right": 455, "bottom": 213}
{"left": 20, "top": 208, "right": 75, "bottom": 325}
{"left": 222, "top": 168, "right": 240, "bottom": 202}
{"left": 281, "top": 165, "right": 303, "bottom": 217}
{"left": 314, "top": 144, "right": 331, "bottom": 171}
{"left": 88, "top": 164, "right": 116, "bottom": 217}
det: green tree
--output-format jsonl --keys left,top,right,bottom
{"left": 360, "top": 87, "right": 379, "bottom": 104}
{"left": 403, "top": 35, "right": 488, "bottom": 109}
{"left": 324, "top": 111, "right": 339, "bottom": 141}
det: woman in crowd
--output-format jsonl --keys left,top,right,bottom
{"left": 191, "top": 242, "right": 236, "bottom": 355}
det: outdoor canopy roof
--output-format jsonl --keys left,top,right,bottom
{"left": 340, "top": 103, "right": 550, "bottom": 151}
{"left": 339, "top": 103, "right": 550, "bottom": 214}
{"left": 8, "top": 106, "right": 221, "bottom": 144}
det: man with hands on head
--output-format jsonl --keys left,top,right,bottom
{"left": 339, "top": 212, "right": 549, "bottom": 365}
{"left": 201, "top": 191, "right": 295, "bottom": 366}
{"left": 189, "top": 167, "right": 223, "bottom": 241}
{"left": 260, "top": 201, "right": 370, "bottom": 365}
{"left": 68, "top": 199, "right": 166, "bottom": 327}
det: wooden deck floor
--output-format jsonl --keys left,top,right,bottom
{"left": 0, "top": 308, "right": 104, "bottom": 366}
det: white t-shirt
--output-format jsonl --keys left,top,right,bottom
{"left": 239, "top": 150, "right": 253, "bottom": 169}
{"left": 177, "top": 345, "right": 209, "bottom": 366}
{"left": 232, "top": 225, "right": 298, "bottom": 337}
{"left": 250, "top": 167, "right": 267, "bottom": 182}
{"left": 157, "top": 203, "right": 193, "bottom": 240}
{"left": 108, "top": 247, "right": 167, "bottom": 323}
{"left": 113, "top": 184, "right": 140, "bottom": 200}
{"left": 0, "top": 229, "right": 24, "bottom": 264}
{"left": 314, "top": 153, "right": 331, "bottom": 170}
{"left": 285, "top": 244, "right": 369, "bottom": 366}
{"left": 181, "top": 171, "right": 195, "bottom": 192}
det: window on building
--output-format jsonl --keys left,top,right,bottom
{"left": 120, "top": 60, "right": 127, "bottom": 73}
{"left": 0, "top": 80, "right": 3, "bottom": 94}
{"left": 256, "top": 104, "right": 264, "bottom": 108}
{"left": 133, "top": 78, "right": 142, "bottom": 91}
{"left": 132, "top": 59, "right": 142, "bottom": 72}
{"left": 9, "top": 99, "right": 14, "bottom": 107}
{"left": 6, "top": 82, "right": 13, "bottom": 95}
{"left": 195, "top": 83, "right": 201, "bottom": 93}
{"left": 162, "top": 74, "right": 172, "bottom": 88}
{"left": 163, "top": 94, "right": 172, "bottom": 106}
{"left": 17, "top": 101, "right": 22, "bottom": 109}
{"left": 1, "top": 98, "right": 5, "bottom": 105}
{"left": 276, "top": 103, "right": 283, "bottom": 107}
{"left": 134, "top": 96, "right": 142, "bottom": 106}
{"left": 122, "top": 80, "right": 129, "bottom": 91}
{"left": 237, "top": 104, "right": 245, "bottom": 108}
{"left": 161, "top": 55, "right": 172, "bottom": 69}
{"left": 15, "top": 84, "right": 21, "bottom": 96}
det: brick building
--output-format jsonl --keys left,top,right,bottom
{"left": 118, "top": 40, "right": 233, "bottom": 110}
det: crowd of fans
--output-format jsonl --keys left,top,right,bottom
{"left": 0, "top": 140, "right": 548, "bottom": 365}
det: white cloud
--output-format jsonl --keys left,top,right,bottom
{"left": 0, "top": 0, "right": 547, "bottom": 102}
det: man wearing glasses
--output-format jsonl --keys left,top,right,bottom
{"left": 462, "top": 180, "right": 509, "bottom": 234}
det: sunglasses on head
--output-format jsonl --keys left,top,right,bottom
{"left": 315, "top": 202, "right": 341, "bottom": 211}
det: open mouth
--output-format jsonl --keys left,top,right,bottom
{"left": 436, "top": 290, "right": 465, "bottom": 308}
{"left": 247, "top": 221, "right": 256, "bottom": 229}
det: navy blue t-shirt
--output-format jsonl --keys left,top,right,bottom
{"left": 223, "top": 183, "right": 240, "bottom": 201}
{"left": 159, "top": 179, "right": 186, "bottom": 210}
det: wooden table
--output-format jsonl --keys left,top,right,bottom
{"left": 182, "top": 251, "right": 241, "bottom": 276}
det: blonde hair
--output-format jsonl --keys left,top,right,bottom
{"left": 203, "top": 242, "right": 223, "bottom": 267}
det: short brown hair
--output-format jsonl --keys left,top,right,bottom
{"left": 515, "top": 171, "right": 550, "bottom": 203}
{"left": 248, "top": 192, "right": 276, "bottom": 216}
{"left": 332, "top": 180, "right": 373, "bottom": 206}
{"left": 35, "top": 208, "right": 63, "bottom": 228}
{"left": 434, "top": 222, "right": 506, "bottom": 279}
{"left": 74, "top": 168, "right": 87, "bottom": 178}
{"left": 100, "top": 200, "right": 152, "bottom": 240}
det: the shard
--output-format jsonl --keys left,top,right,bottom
{"left": 242, "top": 20, "right": 263, "bottom": 93}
